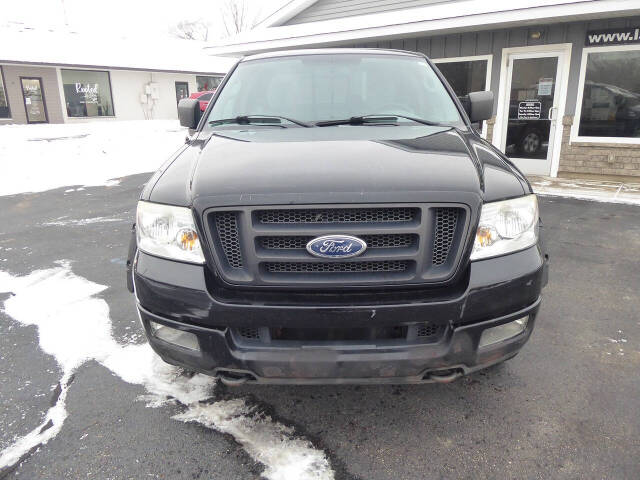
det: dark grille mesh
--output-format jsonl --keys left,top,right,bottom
{"left": 433, "top": 208, "right": 460, "bottom": 266}
{"left": 212, "top": 212, "right": 243, "bottom": 268}
{"left": 238, "top": 327, "right": 260, "bottom": 340}
{"left": 265, "top": 260, "right": 409, "bottom": 273}
{"left": 416, "top": 323, "right": 442, "bottom": 338}
{"left": 260, "top": 234, "right": 415, "bottom": 250}
{"left": 257, "top": 208, "right": 417, "bottom": 224}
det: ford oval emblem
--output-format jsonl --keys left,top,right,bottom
{"left": 306, "top": 235, "right": 367, "bottom": 259}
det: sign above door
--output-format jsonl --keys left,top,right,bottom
{"left": 586, "top": 27, "right": 640, "bottom": 46}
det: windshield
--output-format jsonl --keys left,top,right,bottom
{"left": 204, "top": 54, "right": 464, "bottom": 129}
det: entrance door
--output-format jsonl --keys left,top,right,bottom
{"left": 175, "top": 81, "right": 189, "bottom": 106}
{"left": 495, "top": 47, "right": 569, "bottom": 176}
{"left": 20, "top": 77, "right": 48, "bottom": 123}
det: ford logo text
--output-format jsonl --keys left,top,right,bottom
{"left": 306, "top": 235, "right": 367, "bottom": 259}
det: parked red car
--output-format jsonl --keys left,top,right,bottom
{"left": 189, "top": 90, "right": 216, "bottom": 112}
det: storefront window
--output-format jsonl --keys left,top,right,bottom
{"left": 196, "top": 75, "right": 222, "bottom": 92}
{"left": 435, "top": 59, "right": 490, "bottom": 134}
{"left": 578, "top": 50, "right": 640, "bottom": 138}
{"left": 435, "top": 60, "right": 488, "bottom": 97}
{"left": 61, "top": 69, "right": 114, "bottom": 117}
{"left": 0, "top": 67, "right": 10, "bottom": 119}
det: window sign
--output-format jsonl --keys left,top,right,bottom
{"left": 578, "top": 50, "right": 640, "bottom": 138}
{"left": 0, "top": 67, "right": 10, "bottom": 119}
{"left": 196, "top": 75, "right": 223, "bottom": 92}
{"left": 537, "top": 78, "right": 553, "bottom": 96}
{"left": 518, "top": 101, "right": 542, "bottom": 120}
{"left": 61, "top": 69, "right": 114, "bottom": 117}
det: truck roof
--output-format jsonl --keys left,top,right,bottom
{"left": 241, "top": 48, "right": 423, "bottom": 62}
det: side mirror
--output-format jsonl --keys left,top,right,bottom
{"left": 467, "top": 91, "right": 494, "bottom": 122}
{"left": 178, "top": 98, "right": 202, "bottom": 129}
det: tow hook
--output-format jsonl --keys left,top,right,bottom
{"left": 425, "top": 369, "right": 463, "bottom": 383}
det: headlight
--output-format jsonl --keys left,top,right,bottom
{"left": 136, "top": 201, "right": 205, "bottom": 263}
{"left": 471, "top": 194, "right": 538, "bottom": 261}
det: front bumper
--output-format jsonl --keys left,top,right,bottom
{"left": 133, "top": 245, "right": 547, "bottom": 384}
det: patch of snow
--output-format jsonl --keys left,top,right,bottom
{"left": 176, "top": 401, "right": 332, "bottom": 480}
{"left": 41, "top": 216, "right": 124, "bottom": 227}
{"left": 0, "top": 121, "right": 187, "bottom": 196}
{"left": 530, "top": 178, "right": 640, "bottom": 206}
{"left": 0, "top": 264, "right": 334, "bottom": 480}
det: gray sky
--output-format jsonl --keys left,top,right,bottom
{"left": 2, "top": 0, "right": 290, "bottom": 41}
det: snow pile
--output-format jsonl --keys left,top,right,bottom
{"left": 0, "top": 263, "right": 334, "bottom": 480}
{"left": 0, "top": 120, "right": 187, "bottom": 196}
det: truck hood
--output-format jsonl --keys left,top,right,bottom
{"left": 147, "top": 125, "right": 527, "bottom": 207}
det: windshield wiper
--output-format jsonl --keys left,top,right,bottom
{"left": 315, "top": 115, "right": 447, "bottom": 127}
{"left": 209, "top": 115, "right": 311, "bottom": 128}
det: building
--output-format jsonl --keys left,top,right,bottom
{"left": 205, "top": 0, "right": 640, "bottom": 178}
{"left": 0, "top": 25, "right": 235, "bottom": 125}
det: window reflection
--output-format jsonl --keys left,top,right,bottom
{"left": 196, "top": 75, "right": 223, "bottom": 92}
{"left": 578, "top": 50, "right": 640, "bottom": 138}
{"left": 436, "top": 59, "right": 489, "bottom": 133}
{"left": 505, "top": 57, "right": 557, "bottom": 159}
{"left": 435, "top": 60, "right": 488, "bottom": 97}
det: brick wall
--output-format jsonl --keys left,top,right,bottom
{"left": 485, "top": 117, "right": 496, "bottom": 144}
{"left": 558, "top": 116, "right": 640, "bottom": 177}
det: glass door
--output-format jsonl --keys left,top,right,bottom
{"left": 21, "top": 77, "right": 48, "bottom": 123}
{"left": 175, "top": 81, "right": 189, "bottom": 105}
{"left": 498, "top": 51, "right": 567, "bottom": 175}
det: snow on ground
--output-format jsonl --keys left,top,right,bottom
{"left": 0, "top": 121, "right": 187, "bottom": 196}
{"left": 0, "top": 263, "right": 334, "bottom": 480}
{"left": 529, "top": 176, "right": 640, "bottom": 206}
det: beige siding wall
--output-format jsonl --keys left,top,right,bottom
{"left": 0, "top": 64, "right": 64, "bottom": 124}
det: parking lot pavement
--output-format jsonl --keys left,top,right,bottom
{"left": 0, "top": 174, "right": 639, "bottom": 480}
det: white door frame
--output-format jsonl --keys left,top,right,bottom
{"left": 492, "top": 43, "right": 572, "bottom": 177}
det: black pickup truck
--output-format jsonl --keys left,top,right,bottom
{"left": 127, "top": 49, "right": 548, "bottom": 385}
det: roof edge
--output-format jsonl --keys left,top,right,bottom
{"left": 0, "top": 59, "right": 228, "bottom": 76}
{"left": 204, "top": 0, "right": 640, "bottom": 56}
{"left": 256, "top": 0, "right": 319, "bottom": 28}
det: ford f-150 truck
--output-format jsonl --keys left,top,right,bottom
{"left": 127, "top": 49, "right": 549, "bottom": 385}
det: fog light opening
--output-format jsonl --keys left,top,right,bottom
{"left": 149, "top": 321, "right": 200, "bottom": 351}
{"left": 479, "top": 316, "right": 529, "bottom": 349}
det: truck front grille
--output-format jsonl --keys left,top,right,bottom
{"left": 211, "top": 212, "right": 243, "bottom": 268}
{"left": 204, "top": 203, "right": 470, "bottom": 287}
{"left": 260, "top": 234, "right": 416, "bottom": 250}
{"left": 433, "top": 208, "right": 460, "bottom": 266}
{"left": 257, "top": 207, "right": 416, "bottom": 224}
{"left": 265, "top": 260, "right": 409, "bottom": 273}
{"left": 235, "top": 322, "right": 446, "bottom": 344}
